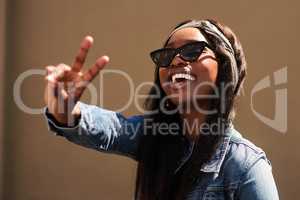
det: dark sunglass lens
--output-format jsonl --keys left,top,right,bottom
{"left": 151, "top": 49, "right": 175, "bottom": 67}
{"left": 181, "top": 42, "right": 205, "bottom": 61}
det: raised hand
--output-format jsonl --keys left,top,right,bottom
{"left": 44, "top": 36, "right": 109, "bottom": 125}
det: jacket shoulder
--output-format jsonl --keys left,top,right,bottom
{"left": 221, "top": 129, "right": 271, "bottom": 179}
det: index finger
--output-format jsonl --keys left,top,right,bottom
{"left": 72, "top": 36, "right": 94, "bottom": 72}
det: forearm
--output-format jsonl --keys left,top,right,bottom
{"left": 44, "top": 101, "right": 144, "bottom": 160}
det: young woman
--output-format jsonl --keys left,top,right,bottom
{"left": 44, "top": 19, "right": 279, "bottom": 200}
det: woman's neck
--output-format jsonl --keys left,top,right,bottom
{"left": 180, "top": 109, "right": 206, "bottom": 141}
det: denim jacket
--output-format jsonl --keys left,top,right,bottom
{"left": 44, "top": 102, "right": 279, "bottom": 200}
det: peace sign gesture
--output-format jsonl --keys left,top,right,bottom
{"left": 44, "top": 36, "right": 109, "bottom": 125}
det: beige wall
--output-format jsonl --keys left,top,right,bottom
{"left": 2, "top": 0, "right": 299, "bottom": 199}
{"left": 0, "top": 0, "right": 6, "bottom": 197}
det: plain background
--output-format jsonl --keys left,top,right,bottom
{"left": 0, "top": 0, "right": 299, "bottom": 199}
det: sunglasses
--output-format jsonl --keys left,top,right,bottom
{"left": 150, "top": 41, "right": 210, "bottom": 68}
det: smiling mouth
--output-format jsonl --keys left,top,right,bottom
{"left": 171, "top": 73, "right": 196, "bottom": 83}
{"left": 166, "top": 73, "right": 196, "bottom": 89}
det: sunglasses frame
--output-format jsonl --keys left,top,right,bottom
{"left": 150, "top": 41, "right": 210, "bottom": 68}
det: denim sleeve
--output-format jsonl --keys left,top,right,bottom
{"left": 238, "top": 157, "right": 279, "bottom": 200}
{"left": 43, "top": 102, "right": 144, "bottom": 161}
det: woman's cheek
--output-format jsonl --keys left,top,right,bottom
{"left": 158, "top": 69, "right": 169, "bottom": 87}
{"left": 195, "top": 60, "right": 218, "bottom": 83}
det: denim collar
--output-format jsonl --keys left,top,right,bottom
{"left": 174, "top": 124, "right": 238, "bottom": 176}
{"left": 200, "top": 124, "right": 238, "bottom": 175}
{"left": 200, "top": 134, "right": 232, "bottom": 173}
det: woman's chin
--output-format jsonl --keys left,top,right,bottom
{"left": 169, "top": 96, "right": 193, "bottom": 109}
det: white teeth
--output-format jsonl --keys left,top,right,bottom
{"left": 171, "top": 73, "right": 195, "bottom": 83}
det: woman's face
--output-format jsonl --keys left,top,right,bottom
{"left": 159, "top": 27, "right": 219, "bottom": 108}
